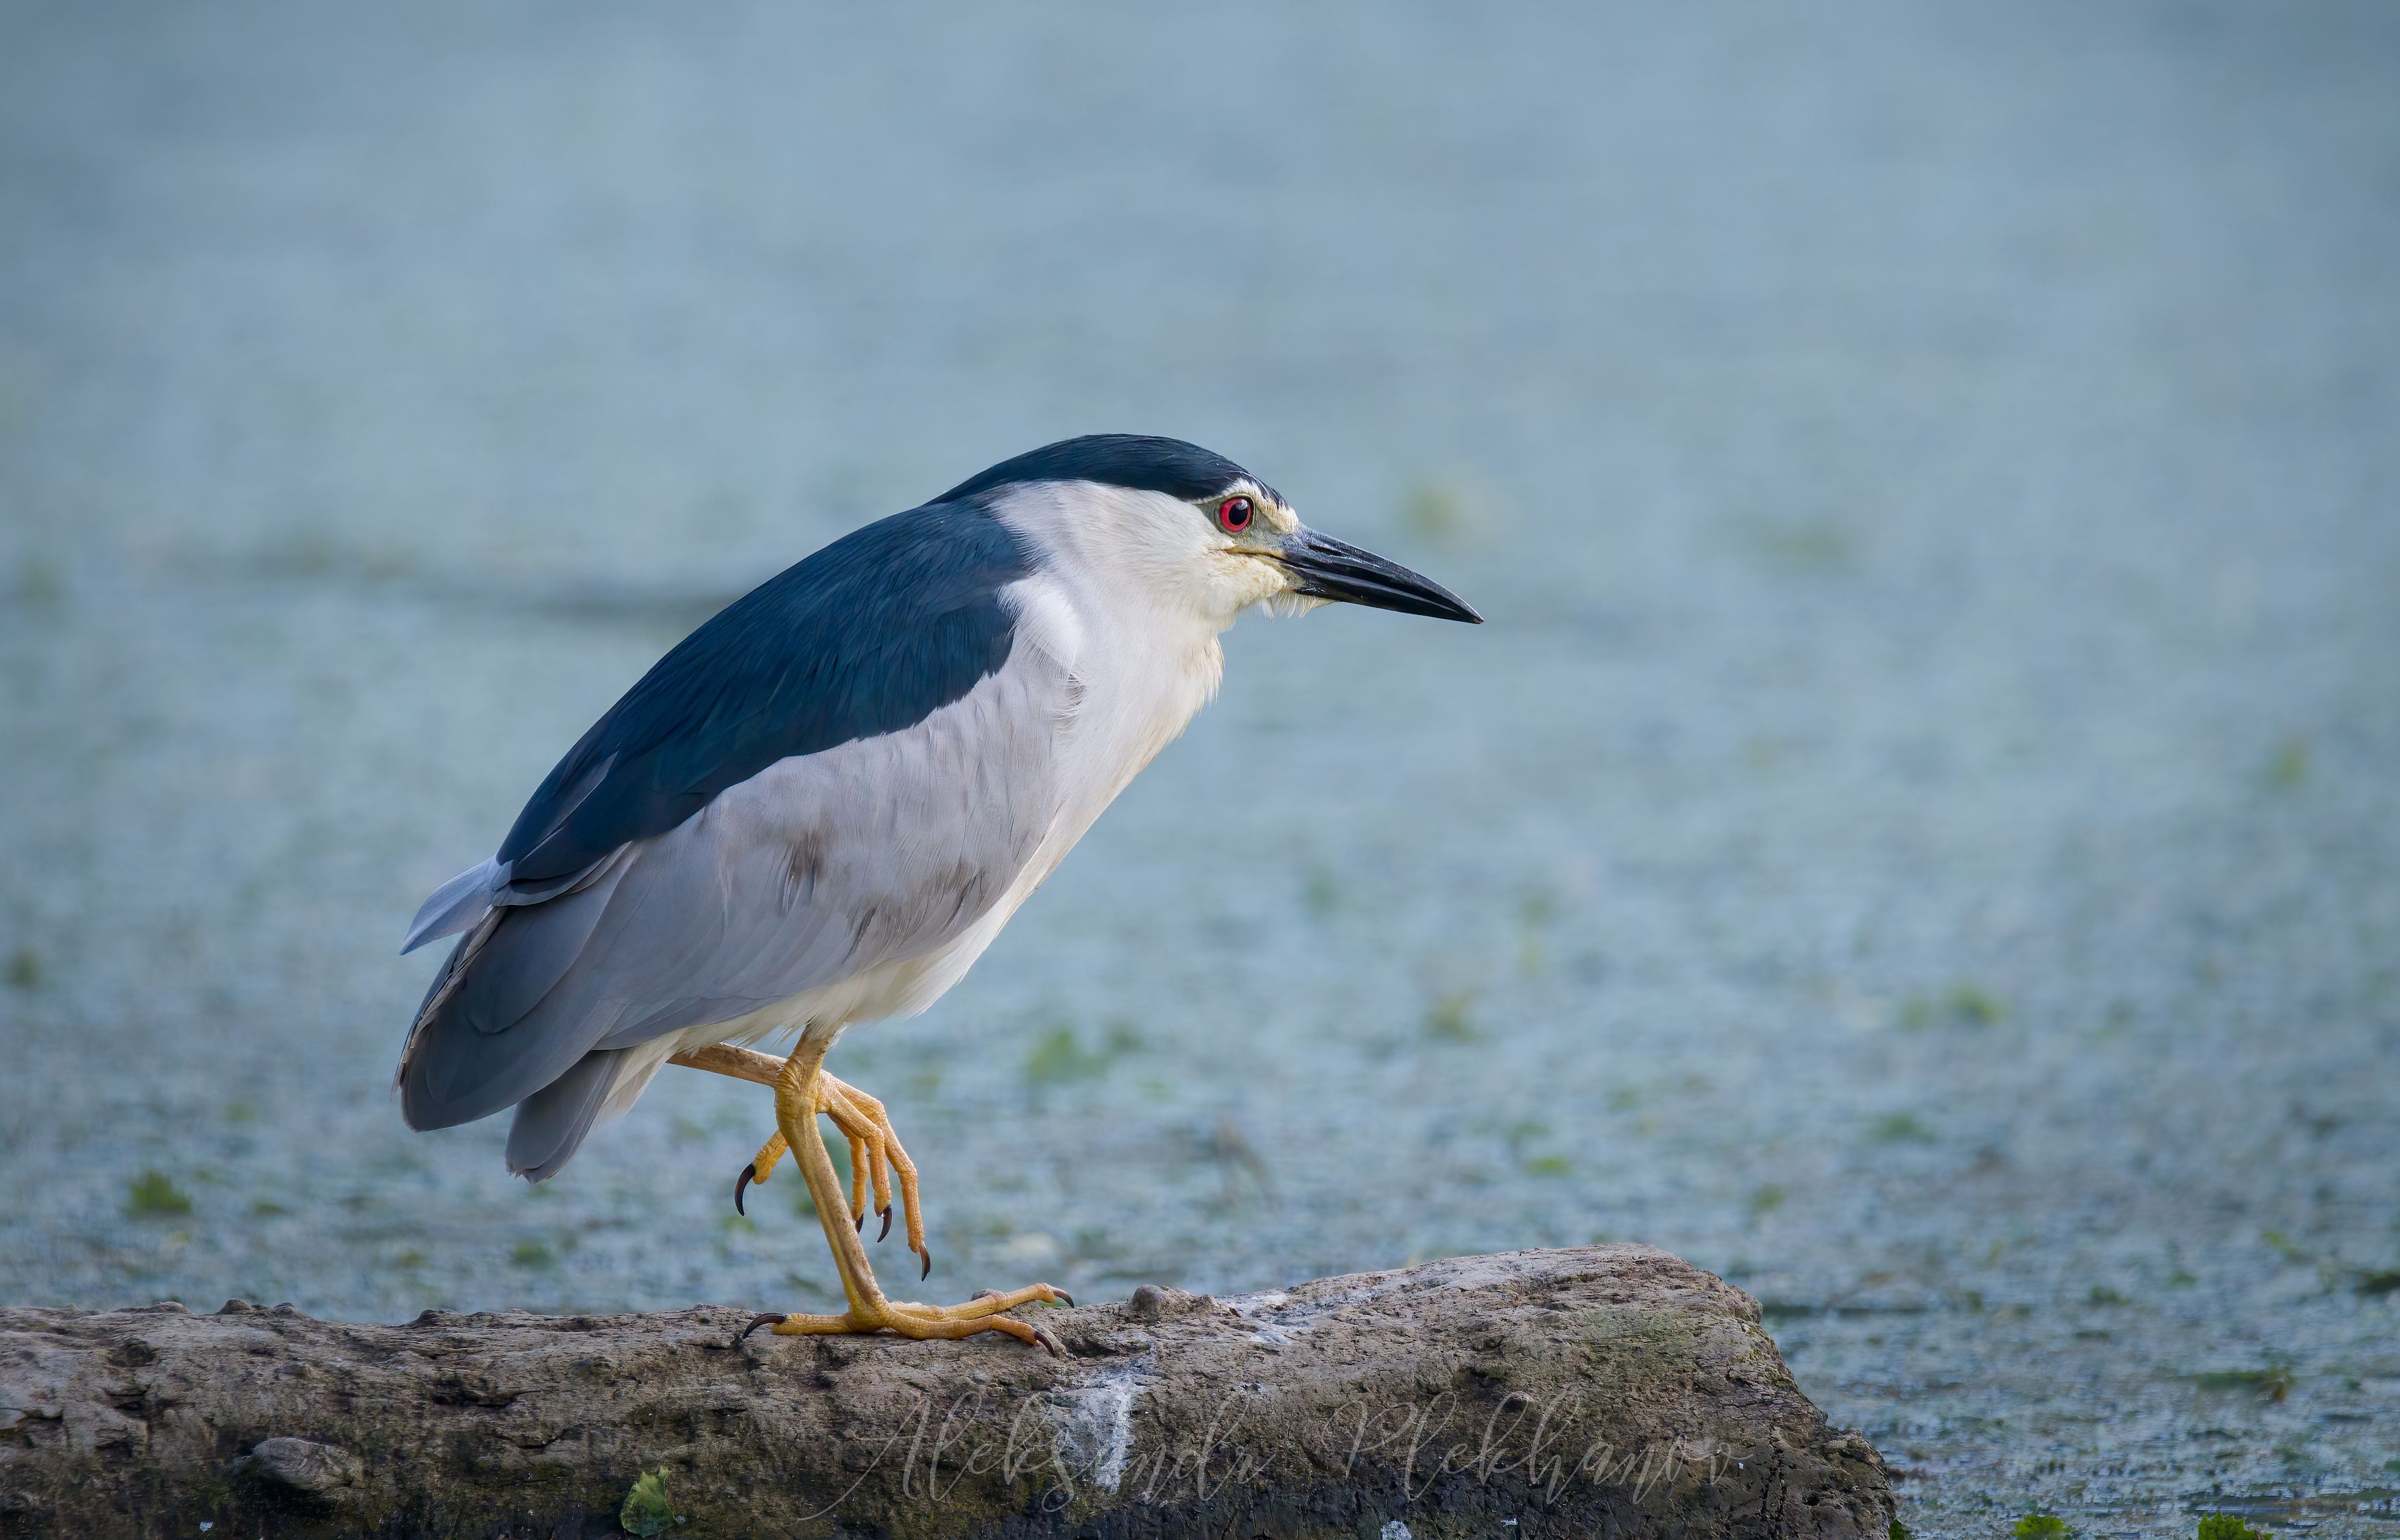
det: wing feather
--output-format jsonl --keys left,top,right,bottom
{"left": 494, "top": 502, "right": 1033, "bottom": 893}
{"left": 396, "top": 603, "right": 1074, "bottom": 1144}
{"left": 396, "top": 498, "right": 1046, "bottom": 1144}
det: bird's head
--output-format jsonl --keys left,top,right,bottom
{"left": 944, "top": 435, "right": 1482, "bottom": 628}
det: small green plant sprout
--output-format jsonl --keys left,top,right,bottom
{"left": 1742, "top": 517, "right": 1856, "bottom": 575}
{"left": 125, "top": 1170, "right": 192, "bottom": 1217}
{"left": 2260, "top": 1229, "right": 2311, "bottom": 1264}
{"left": 2013, "top": 1513, "right": 2076, "bottom": 1540}
{"left": 1896, "top": 985, "right": 2004, "bottom": 1031}
{"left": 1888, "top": 1520, "right": 1912, "bottom": 1540}
{"left": 2195, "top": 1515, "right": 2273, "bottom": 1540}
{"left": 1023, "top": 1019, "right": 1142, "bottom": 1085}
{"left": 1515, "top": 889, "right": 1558, "bottom": 972}
{"left": 1944, "top": 984, "right": 2002, "bottom": 1025}
{"left": 1425, "top": 990, "right": 1479, "bottom": 1043}
{"left": 1401, "top": 477, "right": 1479, "bottom": 542}
{"left": 1870, "top": 1112, "right": 1936, "bottom": 1144}
{"left": 13, "top": 553, "right": 64, "bottom": 607}
{"left": 1023, "top": 1024, "right": 1104, "bottom": 1083}
{"left": 2188, "top": 1365, "right": 2293, "bottom": 1402}
{"left": 2263, "top": 738, "right": 2309, "bottom": 792}
{"left": 620, "top": 1467, "right": 679, "bottom": 1537}
{"left": 1503, "top": 1118, "right": 1548, "bottom": 1152}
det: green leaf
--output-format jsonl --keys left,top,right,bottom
{"left": 125, "top": 1170, "right": 192, "bottom": 1217}
{"left": 621, "top": 1467, "right": 677, "bottom": 1538}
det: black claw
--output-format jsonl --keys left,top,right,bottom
{"left": 877, "top": 1207, "right": 893, "bottom": 1242}
{"left": 1032, "top": 1325, "right": 1064, "bottom": 1356}
{"left": 736, "top": 1312, "right": 787, "bottom": 1345}
{"left": 1057, "top": 1290, "right": 1075, "bottom": 1307}
{"left": 734, "top": 1163, "right": 756, "bottom": 1216}
{"left": 855, "top": 1209, "right": 866, "bottom": 1232}
{"left": 920, "top": 1249, "right": 933, "bottom": 1282}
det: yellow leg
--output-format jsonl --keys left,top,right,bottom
{"left": 669, "top": 1039, "right": 1070, "bottom": 1350}
{"left": 672, "top": 1044, "right": 926, "bottom": 1274}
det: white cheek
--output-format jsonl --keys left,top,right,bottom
{"left": 1203, "top": 553, "right": 1293, "bottom": 616}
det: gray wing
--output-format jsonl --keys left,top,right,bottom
{"left": 397, "top": 634, "right": 1073, "bottom": 1173}
{"left": 402, "top": 499, "right": 1037, "bottom": 954}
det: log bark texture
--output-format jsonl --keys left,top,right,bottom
{"left": 0, "top": 1244, "right": 1891, "bottom": 1540}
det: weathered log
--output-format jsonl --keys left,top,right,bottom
{"left": 0, "top": 1244, "right": 1891, "bottom": 1539}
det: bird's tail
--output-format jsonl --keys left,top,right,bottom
{"left": 394, "top": 853, "right": 635, "bottom": 1131}
{"left": 503, "top": 1047, "right": 636, "bottom": 1181}
{"left": 401, "top": 857, "right": 505, "bottom": 954}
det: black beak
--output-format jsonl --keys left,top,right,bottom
{"left": 1275, "top": 530, "right": 1483, "bottom": 623}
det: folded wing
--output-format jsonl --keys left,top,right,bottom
{"left": 395, "top": 501, "right": 1070, "bottom": 1175}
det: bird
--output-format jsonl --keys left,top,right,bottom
{"left": 396, "top": 434, "right": 1480, "bottom": 1349}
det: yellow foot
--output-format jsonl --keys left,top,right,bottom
{"left": 734, "top": 1074, "right": 929, "bottom": 1275}
{"left": 670, "top": 1044, "right": 930, "bottom": 1277}
{"left": 736, "top": 1282, "right": 1075, "bottom": 1352}
{"left": 677, "top": 1037, "right": 1060, "bottom": 1353}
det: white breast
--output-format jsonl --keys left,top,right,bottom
{"left": 830, "top": 488, "right": 1234, "bottom": 1020}
{"left": 1003, "top": 564, "right": 1223, "bottom": 882}
{"left": 660, "top": 487, "right": 1233, "bottom": 1070}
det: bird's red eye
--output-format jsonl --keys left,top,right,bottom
{"left": 1218, "top": 496, "right": 1253, "bottom": 532}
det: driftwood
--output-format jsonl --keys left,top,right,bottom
{"left": 0, "top": 1244, "right": 1891, "bottom": 1539}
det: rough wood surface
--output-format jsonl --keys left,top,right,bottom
{"left": 0, "top": 1244, "right": 1890, "bottom": 1539}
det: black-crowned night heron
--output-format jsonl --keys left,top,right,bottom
{"left": 397, "top": 435, "right": 1479, "bottom": 1349}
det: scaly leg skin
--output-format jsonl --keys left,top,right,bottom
{"left": 747, "top": 1079, "right": 926, "bottom": 1272}
{"left": 669, "top": 1044, "right": 924, "bottom": 1271}
{"left": 669, "top": 1039, "right": 1071, "bottom": 1350}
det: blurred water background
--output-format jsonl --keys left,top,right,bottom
{"left": 3, "top": 3, "right": 2397, "bottom": 1534}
